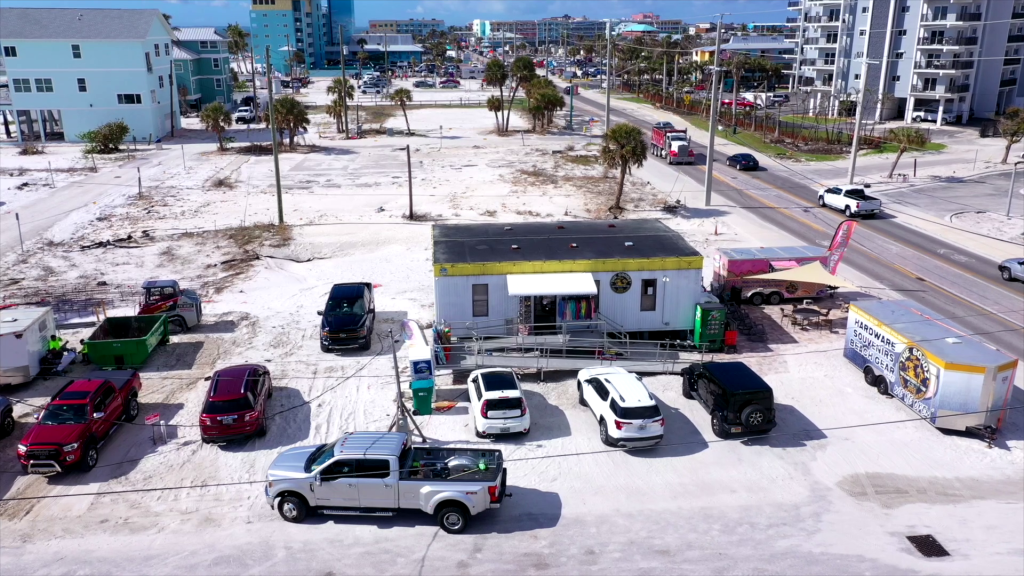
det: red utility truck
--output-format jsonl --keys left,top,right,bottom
{"left": 651, "top": 126, "right": 693, "bottom": 164}
{"left": 17, "top": 370, "right": 141, "bottom": 474}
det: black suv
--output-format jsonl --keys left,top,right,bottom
{"left": 680, "top": 362, "right": 776, "bottom": 439}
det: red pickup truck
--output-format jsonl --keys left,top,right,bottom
{"left": 17, "top": 370, "right": 141, "bottom": 474}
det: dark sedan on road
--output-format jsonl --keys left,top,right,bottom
{"left": 726, "top": 153, "right": 759, "bottom": 171}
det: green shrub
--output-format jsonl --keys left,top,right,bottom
{"left": 78, "top": 119, "right": 130, "bottom": 154}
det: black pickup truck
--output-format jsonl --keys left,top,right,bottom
{"left": 681, "top": 362, "right": 777, "bottom": 439}
{"left": 318, "top": 282, "right": 375, "bottom": 352}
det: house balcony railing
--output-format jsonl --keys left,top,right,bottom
{"left": 1002, "top": 77, "right": 1020, "bottom": 88}
{"left": 954, "top": 59, "right": 974, "bottom": 70}
{"left": 804, "top": 15, "right": 841, "bottom": 24}
{"left": 1006, "top": 57, "right": 1023, "bottom": 67}
{"left": 802, "top": 58, "right": 836, "bottom": 67}
{"left": 1013, "top": 10, "right": 1024, "bottom": 20}
{"left": 0, "top": 85, "right": 10, "bottom": 106}
{"left": 786, "top": 17, "right": 801, "bottom": 23}
{"left": 914, "top": 60, "right": 955, "bottom": 70}
{"left": 920, "top": 12, "right": 982, "bottom": 23}
{"left": 1008, "top": 34, "right": 1024, "bottom": 43}
{"left": 917, "top": 36, "right": 978, "bottom": 47}
{"left": 803, "top": 37, "right": 838, "bottom": 46}
{"left": 788, "top": 1, "right": 803, "bottom": 8}
{"left": 952, "top": 82, "right": 972, "bottom": 94}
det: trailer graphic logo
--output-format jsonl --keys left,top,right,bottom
{"left": 898, "top": 346, "right": 934, "bottom": 400}
{"left": 609, "top": 273, "right": 632, "bottom": 294}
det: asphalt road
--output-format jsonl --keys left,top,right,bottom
{"left": 881, "top": 170, "right": 1024, "bottom": 220}
{"left": 571, "top": 91, "right": 1024, "bottom": 358}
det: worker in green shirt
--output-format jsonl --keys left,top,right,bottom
{"left": 47, "top": 335, "right": 64, "bottom": 352}
{"left": 79, "top": 339, "right": 90, "bottom": 365}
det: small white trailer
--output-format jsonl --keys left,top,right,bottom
{"left": 844, "top": 300, "right": 1018, "bottom": 442}
{"left": 1, "top": 307, "right": 56, "bottom": 385}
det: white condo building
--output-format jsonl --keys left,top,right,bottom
{"left": 787, "top": 0, "right": 1024, "bottom": 122}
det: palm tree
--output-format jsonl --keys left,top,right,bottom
{"left": 505, "top": 56, "right": 538, "bottom": 131}
{"left": 885, "top": 127, "right": 929, "bottom": 178}
{"left": 199, "top": 102, "right": 232, "bottom": 151}
{"left": 288, "top": 50, "right": 305, "bottom": 75}
{"left": 389, "top": 87, "right": 413, "bottom": 134}
{"left": 326, "top": 77, "right": 354, "bottom": 133}
{"left": 487, "top": 96, "right": 503, "bottom": 132}
{"left": 484, "top": 59, "right": 509, "bottom": 131}
{"left": 538, "top": 89, "right": 566, "bottom": 128}
{"left": 357, "top": 50, "right": 370, "bottom": 68}
{"left": 273, "top": 96, "right": 310, "bottom": 150}
{"left": 599, "top": 123, "right": 647, "bottom": 215}
{"left": 226, "top": 23, "right": 250, "bottom": 73}
{"left": 725, "top": 52, "right": 750, "bottom": 118}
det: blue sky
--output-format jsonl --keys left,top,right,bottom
{"left": 0, "top": 0, "right": 792, "bottom": 27}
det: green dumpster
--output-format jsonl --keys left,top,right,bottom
{"left": 85, "top": 315, "right": 168, "bottom": 369}
{"left": 411, "top": 379, "right": 435, "bottom": 416}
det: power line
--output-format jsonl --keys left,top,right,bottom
{"left": 2, "top": 404, "right": 1020, "bottom": 499}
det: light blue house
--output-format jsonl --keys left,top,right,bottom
{"left": 0, "top": 8, "right": 179, "bottom": 143}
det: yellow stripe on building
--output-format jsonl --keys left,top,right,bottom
{"left": 434, "top": 256, "right": 704, "bottom": 277}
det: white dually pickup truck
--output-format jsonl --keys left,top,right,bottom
{"left": 265, "top": 431, "right": 509, "bottom": 534}
{"left": 818, "top": 184, "right": 882, "bottom": 218}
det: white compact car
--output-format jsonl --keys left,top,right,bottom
{"left": 577, "top": 367, "right": 664, "bottom": 448}
{"left": 467, "top": 369, "right": 530, "bottom": 438}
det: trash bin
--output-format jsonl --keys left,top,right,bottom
{"left": 411, "top": 379, "right": 434, "bottom": 416}
{"left": 732, "top": 126, "right": 738, "bottom": 135}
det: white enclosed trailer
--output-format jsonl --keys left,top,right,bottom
{"left": 1, "top": 307, "right": 56, "bottom": 385}
{"left": 844, "top": 300, "right": 1018, "bottom": 440}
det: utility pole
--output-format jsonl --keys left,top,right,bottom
{"left": 384, "top": 32, "right": 389, "bottom": 88}
{"left": 405, "top": 145, "right": 413, "bottom": 219}
{"left": 168, "top": 62, "right": 175, "bottom": 137}
{"left": 604, "top": 19, "right": 612, "bottom": 134}
{"left": 285, "top": 34, "right": 292, "bottom": 86}
{"left": 703, "top": 14, "right": 726, "bottom": 207}
{"left": 672, "top": 54, "right": 679, "bottom": 108}
{"left": 1008, "top": 161, "right": 1023, "bottom": 216}
{"left": 847, "top": 56, "right": 874, "bottom": 184}
{"left": 340, "top": 24, "right": 350, "bottom": 139}
{"left": 513, "top": 22, "right": 517, "bottom": 59}
{"left": 250, "top": 42, "right": 258, "bottom": 117}
{"left": 266, "top": 45, "right": 284, "bottom": 225}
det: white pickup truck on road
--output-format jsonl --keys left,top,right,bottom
{"left": 265, "top": 431, "right": 509, "bottom": 534}
{"left": 818, "top": 185, "right": 882, "bottom": 218}
{"left": 233, "top": 106, "right": 256, "bottom": 124}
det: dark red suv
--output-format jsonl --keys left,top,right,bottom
{"left": 199, "top": 364, "right": 272, "bottom": 444}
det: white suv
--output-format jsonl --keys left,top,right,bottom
{"left": 467, "top": 369, "right": 530, "bottom": 438}
{"left": 577, "top": 367, "right": 665, "bottom": 448}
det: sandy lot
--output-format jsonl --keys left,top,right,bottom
{"left": 0, "top": 103, "right": 1021, "bottom": 575}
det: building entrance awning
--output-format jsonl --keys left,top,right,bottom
{"left": 506, "top": 273, "right": 597, "bottom": 297}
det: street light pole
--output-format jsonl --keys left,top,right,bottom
{"left": 604, "top": 19, "right": 612, "bottom": 134}
{"left": 266, "top": 45, "right": 284, "bottom": 225}
{"left": 847, "top": 56, "right": 875, "bottom": 185}
{"left": 340, "top": 24, "right": 350, "bottom": 140}
{"left": 1008, "top": 161, "right": 1024, "bottom": 217}
{"left": 703, "top": 14, "right": 726, "bottom": 207}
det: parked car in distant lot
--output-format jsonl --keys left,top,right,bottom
{"left": 769, "top": 93, "right": 790, "bottom": 106}
{"left": 0, "top": 397, "right": 14, "bottom": 439}
{"left": 440, "top": 82, "right": 459, "bottom": 89}
{"left": 318, "top": 282, "right": 375, "bottom": 351}
{"left": 681, "top": 362, "right": 777, "bottom": 438}
{"left": 438, "top": 78, "right": 460, "bottom": 86}
{"left": 360, "top": 86, "right": 383, "bottom": 95}
{"left": 577, "top": 367, "right": 665, "bottom": 448}
{"left": 721, "top": 99, "right": 756, "bottom": 110}
{"left": 998, "top": 257, "right": 1024, "bottom": 282}
{"left": 911, "top": 106, "right": 956, "bottom": 123}
{"left": 467, "top": 369, "right": 530, "bottom": 438}
{"left": 199, "top": 364, "right": 273, "bottom": 444}
{"left": 725, "top": 153, "right": 759, "bottom": 171}
{"left": 413, "top": 80, "right": 436, "bottom": 88}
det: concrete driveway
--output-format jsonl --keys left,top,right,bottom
{"left": 878, "top": 170, "right": 1024, "bottom": 220}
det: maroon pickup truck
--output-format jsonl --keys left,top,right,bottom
{"left": 17, "top": 370, "right": 141, "bottom": 474}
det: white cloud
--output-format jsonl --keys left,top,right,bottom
{"left": 411, "top": 3, "right": 425, "bottom": 13}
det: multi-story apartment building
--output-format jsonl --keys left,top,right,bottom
{"left": 0, "top": 8, "right": 179, "bottom": 143}
{"left": 788, "top": 0, "right": 1024, "bottom": 122}
{"left": 487, "top": 17, "right": 611, "bottom": 47}
{"left": 369, "top": 19, "right": 445, "bottom": 37}
{"left": 173, "top": 28, "right": 233, "bottom": 110}
{"left": 249, "top": 0, "right": 327, "bottom": 71}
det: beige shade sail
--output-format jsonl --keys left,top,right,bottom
{"left": 747, "top": 262, "right": 855, "bottom": 287}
